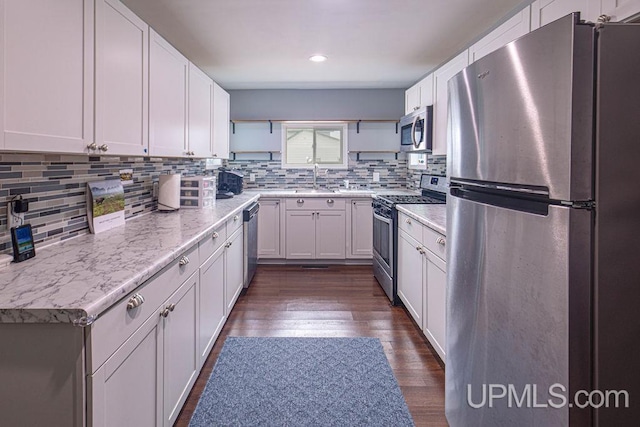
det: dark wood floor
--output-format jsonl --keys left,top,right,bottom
{"left": 175, "top": 265, "right": 448, "bottom": 426}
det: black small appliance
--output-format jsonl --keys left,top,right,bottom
{"left": 217, "top": 168, "right": 244, "bottom": 199}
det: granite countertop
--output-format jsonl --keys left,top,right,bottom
{"left": 0, "top": 193, "right": 259, "bottom": 325}
{"left": 396, "top": 204, "right": 447, "bottom": 235}
{"left": 0, "top": 187, "right": 425, "bottom": 325}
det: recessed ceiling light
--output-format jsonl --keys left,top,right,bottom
{"left": 309, "top": 55, "right": 328, "bottom": 63}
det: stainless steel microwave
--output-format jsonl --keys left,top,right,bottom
{"left": 399, "top": 106, "right": 433, "bottom": 152}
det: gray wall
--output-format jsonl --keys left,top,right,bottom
{"left": 229, "top": 89, "right": 404, "bottom": 153}
{"left": 229, "top": 89, "right": 404, "bottom": 120}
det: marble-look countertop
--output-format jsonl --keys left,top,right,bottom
{"left": 396, "top": 204, "right": 447, "bottom": 235}
{"left": 0, "top": 193, "right": 259, "bottom": 325}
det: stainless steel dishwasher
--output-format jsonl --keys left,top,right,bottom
{"left": 243, "top": 202, "right": 259, "bottom": 288}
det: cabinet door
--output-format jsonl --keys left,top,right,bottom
{"left": 285, "top": 211, "right": 316, "bottom": 259}
{"left": 405, "top": 83, "right": 420, "bottom": 114}
{"left": 224, "top": 228, "right": 244, "bottom": 313}
{"left": 531, "top": 0, "right": 599, "bottom": 29}
{"left": 90, "top": 312, "right": 163, "bottom": 427}
{"left": 433, "top": 50, "right": 469, "bottom": 156}
{"left": 0, "top": 0, "right": 94, "bottom": 153}
{"left": 198, "top": 244, "right": 225, "bottom": 367}
{"left": 258, "top": 199, "right": 282, "bottom": 258}
{"left": 349, "top": 200, "right": 373, "bottom": 258}
{"left": 468, "top": 7, "right": 531, "bottom": 63}
{"left": 424, "top": 252, "right": 447, "bottom": 360}
{"left": 95, "top": 0, "right": 149, "bottom": 156}
{"left": 149, "top": 29, "right": 189, "bottom": 158}
{"left": 315, "top": 210, "right": 346, "bottom": 259}
{"left": 163, "top": 273, "right": 198, "bottom": 427}
{"left": 397, "top": 229, "right": 424, "bottom": 326}
{"left": 212, "top": 82, "right": 230, "bottom": 159}
{"left": 188, "top": 63, "right": 214, "bottom": 158}
{"left": 418, "top": 74, "right": 434, "bottom": 106}
{"left": 601, "top": 0, "right": 640, "bottom": 20}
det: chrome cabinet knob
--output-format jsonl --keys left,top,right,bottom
{"left": 160, "top": 308, "right": 170, "bottom": 318}
{"left": 99, "top": 144, "right": 109, "bottom": 152}
{"left": 327, "top": 199, "right": 334, "bottom": 204}
{"left": 406, "top": 218, "right": 412, "bottom": 224}
{"left": 179, "top": 256, "right": 190, "bottom": 266}
{"left": 233, "top": 215, "right": 239, "bottom": 222}
{"left": 87, "top": 142, "right": 97, "bottom": 151}
{"left": 597, "top": 14, "right": 612, "bottom": 23}
{"left": 436, "top": 237, "right": 446, "bottom": 246}
{"left": 126, "top": 293, "right": 145, "bottom": 310}
{"left": 212, "top": 232, "right": 219, "bottom": 239}
{"left": 297, "top": 199, "right": 304, "bottom": 204}
{"left": 167, "top": 303, "right": 176, "bottom": 312}
{"left": 212, "top": 153, "right": 218, "bottom": 157}
{"left": 275, "top": 201, "right": 279, "bottom": 205}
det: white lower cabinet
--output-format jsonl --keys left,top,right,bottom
{"left": 348, "top": 199, "right": 373, "bottom": 258}
{"left": 397, "top": 229, "right": 424, "bottom": 327}
{"left": 225, "top": 227, "right": 245, "bottom": 312}
{"left": 258, "top": 199, "right": 283, "bottom": 258}
{"left": 397, "top": 212, "right": 447, "bottom": 361}
{"left": 285, "top": 211, "right": 316, "bottom": 259}
{"left": 284, "top": 209, "right": 346, "bottom": 259}
{"left": 89, "top": 211, "right": 247, "bottom": 426}
{"left": 162, "top": 273, "right": 199, "bottom": 426}
{"left": 198, "top": 243, "right": 225, "bottom": 366}
{"left": 90, "top": 310, "right": 162, "bottom": 427}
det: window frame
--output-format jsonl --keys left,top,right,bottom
{"left": 281, "top": 121, "right": 349, "bottom": 169}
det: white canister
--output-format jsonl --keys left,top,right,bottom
{"left": 158, "top": 173, "right": 181, "bottom": 211}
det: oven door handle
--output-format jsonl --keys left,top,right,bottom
{"left": 373, "top": 212, "right": 392, "bottom": 225}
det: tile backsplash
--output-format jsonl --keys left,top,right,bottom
{"left": 0, "top": 152, "right": 446, "bottom": 255}
{"left": 0, "top": 153, "right": 207, "bottom": 254}
{"left": 227, "top": 157, "right": 409, "bottom": 190}
{"left": 406, "top": 155, "right": 447, "bottom": 190}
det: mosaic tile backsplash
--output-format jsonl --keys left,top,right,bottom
{"left": 0, "top": 152, "right": 446, "bottom": 255}
{"left": 227, "top": 157, "right": 409, "bottom": 190}
{"left": 406, "top": 155, "right": 447, "bottom": 190}
{"left": 0, "top": 153, "right": 207, "bottom": 254}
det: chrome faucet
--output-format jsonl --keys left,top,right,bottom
{"left": 313, "top": 163, "right": 319, "bottom": 189}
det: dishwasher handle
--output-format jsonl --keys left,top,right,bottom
{"left": 243, "top": 202, "right": 260, "bottom": 221}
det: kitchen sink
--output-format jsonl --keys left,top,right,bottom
{"left": 335, "top": 189, "right": 374, "bottom": 193}
{"left": 293, "top": 189, "right": 335, "bottom": 193}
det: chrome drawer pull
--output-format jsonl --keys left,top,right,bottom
{"left": 99, "top": 144, "right": 109, "bottom": 152}
{"left": 212, "top": 232, "right": 219, "bottom": 239}
{"left": 436, "top": 237, "right": 446, "bottom": 246}
{"left": 297, "top": 199, "right": 304, "bottom": 204}
{"left": 126, "top": 293, "right": 145, "bottom": 310}
{"left": 179, "top": 256, "right": 190, "bottom": 266}
{"left": 327, "top": 199, "right": 334, "bottom": 204}
{"left": 167, "top": 303, "right": 176, "bottom": 312}
{"left": 160, "top": 308, "right": 170, "bottom": 318}
{"left": 406, "top": 218, "right": 412, "bottom": 224}
{"left": 233, "top": 215, "right": 239, "bottom": 222}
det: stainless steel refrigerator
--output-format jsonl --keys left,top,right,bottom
{"left": 446, "top": 13, "right": 640, "bottom": 426}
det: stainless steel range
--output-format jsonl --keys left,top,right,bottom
{"left": 372, "top": 174, "right": 446, "bottom": 303}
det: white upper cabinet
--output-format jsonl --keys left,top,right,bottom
{"left": 433, "top": 50, "right": 468, "bottom": 156}
{"left": 0, "top": 0, "right": 94, "bottom": 153}
{"left": 149, "top": 29, "right": 189, "bottom": 158}
{"left": 188, "top": 64, "right": 214, "bottom": 158}
{"left": 405, "top": 83, "right": 420, "bottom": 114}
{"left": 404, "top": 74, "right": 434, "bottom": 115}
{"left": 469, "top": 7, "right": 531, "bottom": 63}
{"left": 600, "top": 0, "right": 640, "bottom": 20}
{"left": 95, "top": 0, "right": 149, "bottom": 156}
{"left": 531, "top": 0, "right": 597, "bottom": 29}
{"left": 212, "top": 82, "right": 230, "bottom": 159}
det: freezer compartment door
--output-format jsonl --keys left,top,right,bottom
{"left": 445, "top": 195, "right": 591, "bottom": 426}
{"left": 447, "top": 13, "right": 594, "bottom": 202}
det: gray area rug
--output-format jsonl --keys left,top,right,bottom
{"left": 189, "top": 337, "right": 415, "bottom": 426}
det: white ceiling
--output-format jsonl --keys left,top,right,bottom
{"left": 122, "top": 0, "right": 529, "bottom": 90}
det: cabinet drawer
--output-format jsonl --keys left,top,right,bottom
{"left": 285, "top": 198, "right": 345, "bottom": 211}
{"left": 398, "top": 212, "right": 423, "bottom": 238}
{"left": 199, "top": 223, "right": 226, "bottom": 262}
{"left": 227, "top": 211, "right": 243, "bottom": 236}
{"left": 423, "top": 225, "right": 446, "bottom": 262}
{"left": 89, "top": 244, "right": 199, "bottom": 373}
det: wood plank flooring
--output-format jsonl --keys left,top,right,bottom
{"left": 175, "top": 265, "right": 448, "bottom": 426}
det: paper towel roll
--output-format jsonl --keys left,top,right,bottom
{"left": 158, "top": 174, "right": 181, "bottom": 211}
